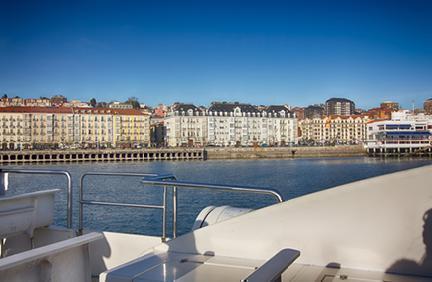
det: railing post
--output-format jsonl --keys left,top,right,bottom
{"left": 79, "top": 174, "right": 85, "bottom": 235}
{"left": 64, "top": 171, "right": 73, "bottom": 229}
{"left": 162, "top": 185, "right": 167, "bottom": 242}
{"left": 173, "top": 186, "right": 177, "bottom": 238}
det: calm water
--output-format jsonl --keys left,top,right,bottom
{"left": 4, "top": 157, "right": 431, "bottom": 236}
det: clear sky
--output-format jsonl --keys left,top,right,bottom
{"left": 1, "top": 0, "right": 431, "bottom": 109}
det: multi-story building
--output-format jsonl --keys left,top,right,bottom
{"left": 0, "top": 107, "right": 150, "bottom": 150}
{"left": 380, "top": 101, "right": 400, "bottom": 112}
{"left": 207, "top": 103, "right": 296, "bottom": 146}
{"left": 0, "top": 97, "right": 53, "bottom": 107}
{"left": 424, "top": 98, "right": 432, "bottom": 114}
{"left": 62, "top": 100, "right": 91, "bottom": 108}
{"left": 365, "top": 111, "right": 432, "bottom": 154}
{"left": 164, "top": 104, "right": 207, "bottom": 147}
{"left": 109, "top": 102, "right": 133, "bottom": 110}
{"left": 304, "top": 105, "right": 324, "bottom": 119}
{"left": 300, "top": 115, "right": 369, "bottom": 145}
{"left": 325, "top": 98, "right": 355, "bottom": 116}
{"left": 164, "top": 102, "right": 297, "bottom": 147}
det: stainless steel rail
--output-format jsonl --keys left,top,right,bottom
{"left": 79, "top": 172, "right": 176, "bottom": 241}
{"left": 0, "top": 169, "right": 73, "bottom": 228}
{"left": 79, "top": 172, "right": 284, "bottom": 241}
{"left": 141, "top": 179, "right": 284, "bottom": 238}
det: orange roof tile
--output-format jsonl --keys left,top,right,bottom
{"left": 0, "top": 106, "right": 147, "bottom": 115}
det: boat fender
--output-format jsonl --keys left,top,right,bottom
{"left": 192, "top": 205, "right": 252, "bottom": 231}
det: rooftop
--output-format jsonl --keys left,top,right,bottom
{"left": 0, "top": 106, "right": 147, "bottom": 115}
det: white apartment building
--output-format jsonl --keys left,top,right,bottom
{"left": 207, "top": 103, "right": 297, "bottom": 146}
{"left": 164, "top": 103, "right": 297, "bottom": 147}
{"left": 164, "top": 104, "right": 207, "bottom": 147}
{"left": 365, "top": 111, "right": 432, "bottom": 154}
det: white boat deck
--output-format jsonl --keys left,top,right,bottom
{"left": 1, "top": 165, "right": 431, "bottom": 281}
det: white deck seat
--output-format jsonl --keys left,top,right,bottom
{"left": 0, "top": 232, "right": 103, "bottom": 282}
{"left": 0, "top": 189, "right": 60, "bottom": 238}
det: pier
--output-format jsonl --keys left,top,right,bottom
{"left": 0, "top": 148, "right": 205, "bottom": 164}
{"left": 367, "top": 146, "right": 432, "bottom": 157}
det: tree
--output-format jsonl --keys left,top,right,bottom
{"left": 90, "top": 98, "right": 97, "bottom": 108}
{"left": 2, "top": 94, "right": 7, "bottom": 99}
{"left": 126, "top": 97, "right": 140, "bottom": 109}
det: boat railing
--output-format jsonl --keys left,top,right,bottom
{"left": 79, "top": 172, "right": 283, "bottom": 241}
{"left": 141, "top": 178, "right": 283, "bottom": 239}
{"left": 79, "top": 172, "right": 176, "bottom": 241}
{"left": 0, "top": 168, "right": 73, "bottom": 228}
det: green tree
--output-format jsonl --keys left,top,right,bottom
{"left": 90, "top": 98, "right": 97, "bottom": 107}
{"left": 2, "top": 94, "right": 7, "bottom": 99}
{"left": 126, "top": 97, "right": 140, "bottom": 109}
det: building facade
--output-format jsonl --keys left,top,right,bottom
{"left": 304, "top": 105, "right": 325, "bottom": 119}
{"left": 207, "top": 103, "right": 296, "bottom": 147}
{"left": 164, "top": 103, "right": 297, "bottom": 147}
{"left": 365, "top": 111, "right": 432, "bottom": 154}
{"left": 424, "top": 98, "right": 432, "bottom": 114}
{"left": 325, "top": 98, "right": 355, "bottom": 116}
{"left": 164, "top": 104, "right": 208, "bottom": 147}
{"left": 300, "top": 115, "right": 369, "bottom": 145}
{"left": 380, "top": 101, "right": 400, "bottom": 112}
{"left": 0, "top": 107, "right": 150, "bottom": 150}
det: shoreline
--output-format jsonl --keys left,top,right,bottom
{"left": 204, "top": 145, "right": 366, "bottom": 159}
{"left": 0, "top": 145, "right": 370, "bottom": 164}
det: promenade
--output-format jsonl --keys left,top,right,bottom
{"left": 205, "top": 145, "right": 366, "bottom": 159}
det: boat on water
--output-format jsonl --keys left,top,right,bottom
{"left": 0, "top": 165, "right": 431, "bottom": 281}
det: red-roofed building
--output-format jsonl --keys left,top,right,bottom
{"left": 0, "top": 107, "right": 150, "bottom": 150}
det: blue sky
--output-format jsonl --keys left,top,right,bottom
{"left": 0, "top": 0, "right": 431, "bottom": 109}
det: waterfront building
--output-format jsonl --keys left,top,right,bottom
{"left": 304, "top": 105, "right": 324, "bottom": 119}
{"left": 0, "top": 107, "right": 150, "bottom": 150}
{"left": 365, "top": 111, "right": 432, "bottom": 155}
{"left": 325, "top": 98, "right": 355, "bottom": 116}
{"left": 299, "top": 115, "right": 369, "bottom": 145}
{"left": 164, "top": 102, "right": 297, "bottom": 147}
{"left": 164, "top": 103, "right": 208, "bottom": 147}
{"left": 424, "top": 98, "right": 432, "bottom": 114}
{"left": 207, "top": 103, "right": 296, "bottom": 147}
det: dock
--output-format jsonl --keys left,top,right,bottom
{"left": 0, "top": 148, "right": 205, "bottom": 164}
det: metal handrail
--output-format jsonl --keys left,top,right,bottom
{"left": 141, "top": 179, "right": 284, "bottom": 238}
{"left": 79, "top": 172, "right": 284, "bottom": 241}
{"left": 142, "top": 179, "right": 283, "bottom": 203}
{"left": 79, "top": 172, "right": 175, "bottom": 241}
{"left": 0, "top": 169, "right": 73, "bottom": 228}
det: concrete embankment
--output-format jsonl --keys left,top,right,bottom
{"left": 205, "top": 145, "right": 366, "bottom": 159}
{"left": 0, "top": 148, "right": 204, "bottom": 164}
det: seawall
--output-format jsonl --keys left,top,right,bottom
{"left": 0, "top": 148, "right": 204, "bottom": 164}
{"left": 205, "top": 145, "right": 366, "bottom": 159}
